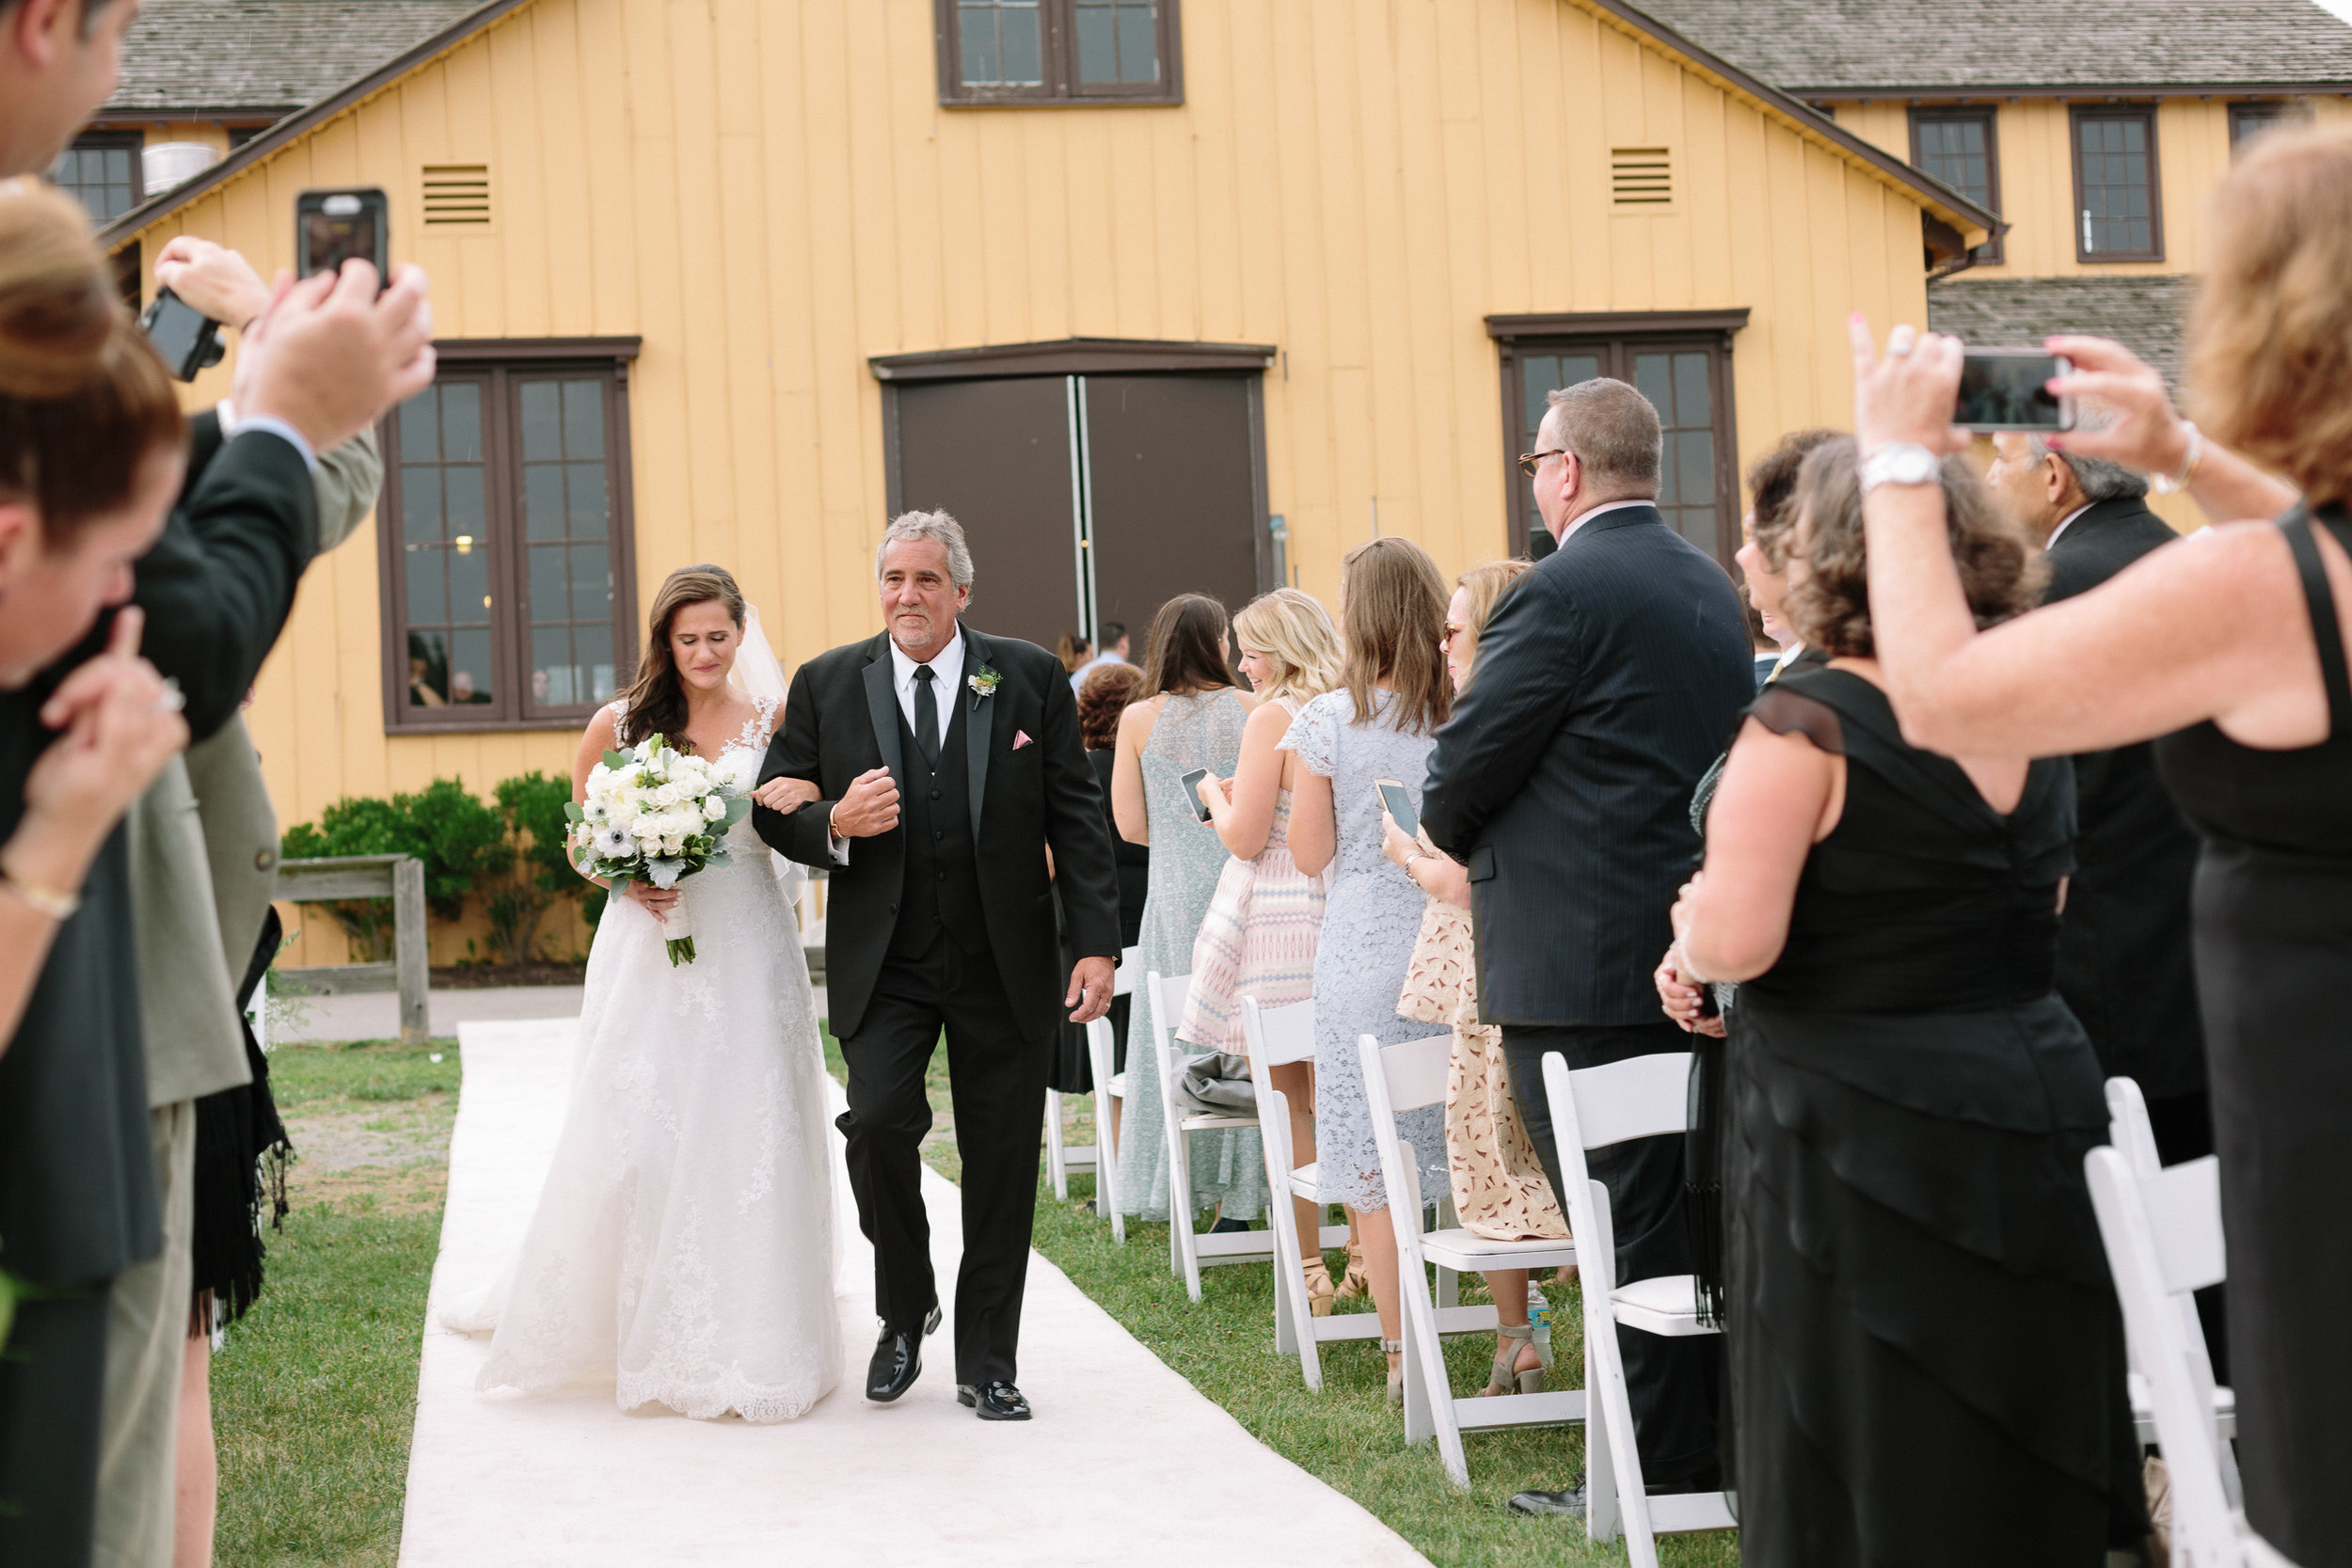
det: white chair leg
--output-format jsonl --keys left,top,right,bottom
{"left": 1581, "top": 1180, "right": 1659, "bottom": 1567}
{"left": 1157, "top": 1022, "right": 1206, "bottom": 1301}
{"left": 1044, "top": 1087, "right": 1069, "bottom": 1199}
{"left": 1087, "top": 1018, "right": 1125, "bottom": 1245}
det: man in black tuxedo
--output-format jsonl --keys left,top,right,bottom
{"left": 1422, "top": 378, "right": 1753, "bottom": 1513}
{"left": 754, "top": 511, "right": 1120, "bottom": 1422}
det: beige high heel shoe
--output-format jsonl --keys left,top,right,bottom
{"left": 1477, "top": 1321, "right": 1545, "bottom": 1397}
{"left": 1383, "top": 1338, "right": 1406, "bottom": 1408}
{"left": 1301, "top": 1257, "right": 1337, "bottom": 1318}
{"left": 1333, "top": 1237, "right": 1371, "bottom": 1302}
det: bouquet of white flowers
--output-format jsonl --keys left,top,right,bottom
{"left": 566, "top": 733, "right": 751, "bottom": 965}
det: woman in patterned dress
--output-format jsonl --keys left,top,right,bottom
{"left": 1286, "top": 539, "right": 1455, "bottom": 1405}
{"left": 1109, "top": 595, "right": 1267, "bottom": 1225}
{"left": 1182, "top": 589, "right": 1344, "bottom": 1308}
{"left": 1384, "top": 559, "right": 1569, "bottom": 1397}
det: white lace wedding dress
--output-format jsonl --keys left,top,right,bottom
{"left": 443, "top": 694, "right": 845, "bottom": 1421}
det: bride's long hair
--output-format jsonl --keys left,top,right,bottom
{"left": 614, "top": 564, "right": 747, "bottom": 751}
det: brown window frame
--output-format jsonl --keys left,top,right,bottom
{"left": 376, "top": 339, "right": 643, "bottom": 736}
{"left": 1486, "top": 310, "right": 1747, "bottom": 571}
{"left": 2070, "top": 103, "right": 2165, "bottom": 263}
{"left": 1908, "top": 106, "right": 2004, "bottom": 265}
{"left": 50, "top": 130, "right": 145, "bottom": 226}
{"left": 2229, "top": 100, "right": 2312, "bottom": 156}
{"left": 934, "top": 0, "right": 1183, "bottom": 107}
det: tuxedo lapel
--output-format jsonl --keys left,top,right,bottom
{"left": 861, "top": 641, "right": 904, "bottom": 793}
{"left": 961, "top": 625, "right": 993, "bottom": 837}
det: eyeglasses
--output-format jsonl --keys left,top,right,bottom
{"left": 1440, "top": 622, "right": 1469, "bottom": 645}
{"left": 1518, "top": 449, "right": 1567, "bottom": 478}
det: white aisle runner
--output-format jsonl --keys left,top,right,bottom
{"left": 398, "top": 1019, "right": 1429, "bottom": 1566}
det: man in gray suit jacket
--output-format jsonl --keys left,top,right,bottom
{"left": 1422, "top": 379, "right": 1754, "bottom": 1513}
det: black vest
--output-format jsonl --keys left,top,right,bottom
{"left": 890, "top": 692, "right": 989, "bottom": 958}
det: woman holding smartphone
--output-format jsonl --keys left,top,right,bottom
{"left": 1284, "top": 538, "right": 1454, "bottom": 1406}
{"left": 1109, "top": 594, "right": 1264, "bottom": 1228}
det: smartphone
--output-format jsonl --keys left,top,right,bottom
{"left": 1178, "top": 767, "right": 1215, "bottom": 823}
{"left": 295, "top": 187, "right": 390, "bottom": 286}
{"left": 1374, "top": 777, "right": 1420, "bottom": 840}
{"left": 1954, "top": 348, "right": 2074, "bottom": 432}
{"left": 137, "top": 287, "right": 224, "bottom": 382}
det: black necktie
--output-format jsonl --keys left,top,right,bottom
{"left": 913, "top": 663, "right": 941, "bottom": 768}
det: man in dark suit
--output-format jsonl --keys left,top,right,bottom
{"left": 1422, "top": 378, "right": 1754, "bottom": 1513}
{"left": 755, "top": 511, "right": 1120, "bottom": 1422}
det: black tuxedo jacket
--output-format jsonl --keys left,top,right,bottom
{"left": 1422, "top": 504, "right": 1754, "bottom": 1025}
{"left": 2042, "top": 497, "right": 2206, "bottom": 1099}
{"left": 754, "top": 626, "right": 1121, "bottom": 1041}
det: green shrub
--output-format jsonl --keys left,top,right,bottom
{"left": 279, "top": 780, "right": 513, "bottom": 961}
{"left": 483, "top": 770, "right": 592, "bottom": 966}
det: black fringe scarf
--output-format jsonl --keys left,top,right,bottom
{"left": 189, "top": 910, "right": 294, "bottom": 1330}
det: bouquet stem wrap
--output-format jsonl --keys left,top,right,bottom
{"left": 659, "top": 884, "right": 695, "bottom": 967}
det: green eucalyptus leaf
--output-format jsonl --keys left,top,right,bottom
{"left": 602, "top": 749, "right": 629, "bottom": 770}
{"left": 564, "top": 801, "right": 584, "bottom": 823}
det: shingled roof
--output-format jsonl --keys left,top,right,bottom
{"left": 102, "top": 0, "right": 484, "bottom": 117}
{"left": 1631, "top": 0, "right": 2352, "bottom": 95}
{"left": 1926, "top": 275, "right": 2197, "bottom": 394}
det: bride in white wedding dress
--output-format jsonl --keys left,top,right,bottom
{"left": 444, "top": 565, "right": 844, "bottom": 1421}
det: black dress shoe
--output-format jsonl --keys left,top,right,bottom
{"left": 1506, "top": 1482, "right": 1585, "bottom": 1518}
{"left": 864, "top": 1305, "right": 942, "bottom": 1402}
{"left": 956, "top": 1380, "right": 1032, "bottom": 1420}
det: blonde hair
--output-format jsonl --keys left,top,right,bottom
{"left": 2190, "top": 124, "right": 2352, "bottom": 505}
{"left": 1451, "top": 560, "right": 1533, "bottom": 690}
{"left": 1338, "top": 536, "right": 1450, "bottom": 736}
{"left": 1231, "top": 586, "right": 1342, "bottom": 705}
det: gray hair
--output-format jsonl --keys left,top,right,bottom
{"left": 875, "top": 509, "right": 975, "bottom": 588}
{"left": 2026, "top": 407, "right": 2148, "bottom": 503}
{"left": 1545, "top": 378, "right": 1662, "bottom": 493}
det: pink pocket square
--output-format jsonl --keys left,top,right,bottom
{"left": 1013, "top": 730, "right": 1035, "bottom": 750}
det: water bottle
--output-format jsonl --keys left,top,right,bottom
{"left": 1528, "top": 1281, "right": 1553, "bottom": 1366}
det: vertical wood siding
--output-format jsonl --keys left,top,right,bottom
{"left": 130, "top": 0, "right": 1934, "bottom": 847}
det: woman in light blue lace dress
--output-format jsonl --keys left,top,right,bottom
{"left": 1110, "top": 595, "right": 1266, "bottom": 1224}
{"left": 1286, "top": 538, "right": 1453, "bottom": 1403}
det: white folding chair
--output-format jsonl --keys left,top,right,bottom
{"left": 1359, "top": 1032, "right": 1584, "bottom": 1486}
{"left": 1539, "top": 1051, "right": 1736, "bottom": 1565}
{"left": 1150, "top": 970, "right": 1275, "bottom": 1298}
{"left": 1045, "top": 949, "right": 1137, "bottom": 1208}
{"left": 1241, "top": 997, "right": 1375, "bottom": 1387}
{"left": 2091, "top": 1078, "right": 2264, "bottom": 1568}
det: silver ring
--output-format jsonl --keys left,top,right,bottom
{"left": 153, "top": 678, "right": 186, "bottom": 715}
{"left": 1888, "top": 341, "right": 1915, "bottom": 358}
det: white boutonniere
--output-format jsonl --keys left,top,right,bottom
{"left": 968, "top": 664, "right": 1003, "bottom": 700}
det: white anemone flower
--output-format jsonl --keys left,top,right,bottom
{"left": 593, "top": 825, "right": 633, "bottom": 859}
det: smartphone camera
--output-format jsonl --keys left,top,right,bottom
{"left": 295, "top": 187, "right": 391, "bottom": 286}
{"left": 138, "top": 287, "right": 226, "bottom": 383}
{"left": 1955, "top": 348, "right": 2074, "bottom": 432}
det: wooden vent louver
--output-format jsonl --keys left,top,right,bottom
{"left": 421, "top": 164, "right": 491, "bottom": 227}
{"left": 1610, "top": 147, "right": 1673, "bottom": 207}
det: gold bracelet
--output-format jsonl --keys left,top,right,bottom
{"left": 0, "top": 863, "right": 82, "bottom": 922}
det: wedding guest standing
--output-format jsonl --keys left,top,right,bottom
{"left": 1674, "top": 436, "right": 2146, "bottom": 1565}
{"left": 1182, "top": 588, "right": 1342, "bottom": 1307}
{"left": 1383, "top": 559, "right": 1568, "bottom": 1398}
{"left": 1285, "top": 538, "right": 1454, "bottom": 1405}
{"left": 1421, "top": 377, "right": 1752, "bottom": 1513}
{"left": 1110, "top": 594, "right": 1265, "bottom": 1228}
{"left": 0, "top": 195, "right": 193, "bottom": 1567}
{"left": 1848, "top": 125, "right": 2352, "bottom": 1568}
{"left": 1055, "top": 662, "right": 1147, "bottom": 1172}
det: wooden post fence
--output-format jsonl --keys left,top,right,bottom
{"left": 273, "top": 854, "right": 429, "bottom": 1046}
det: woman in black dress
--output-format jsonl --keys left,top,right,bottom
{"left": 1670, "top": 436, "right": 2146, "bottom": 1564}
{"left": 1051, "top": 662, "right": 1147, "bottom": 1102}
{"left": 0, "top": 187, "right": 197, "bottom": 1566}
{"left": 1851, "top": 125, "right": 2352, "bottom": 1567}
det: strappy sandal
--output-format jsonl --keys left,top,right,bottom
{"left": 1383, "top": 1338, "right": 1406, "bottom": 1408}
{"left": 1478, "top": 1321, "right": 1545, "bottom": 1397}
{"left": 1301, "top": 1257, "right": 1337, "bottom": 1318}
{"left": 1334, "top": 1237, "right": 1371, "bottom": 1302}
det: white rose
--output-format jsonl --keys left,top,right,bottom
{"left": 662, "top": 835, "right": 686, "bottom": 857}
{"left": 703, "top": 795, "right": 727, "bottom": 821}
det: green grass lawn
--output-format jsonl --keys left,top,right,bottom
{"left": 210, "top": 1037, "right": 457, "bottom": 1568}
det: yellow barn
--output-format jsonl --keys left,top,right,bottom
{"left": 91, "top": 0, "right": 1991, "bottom": 961}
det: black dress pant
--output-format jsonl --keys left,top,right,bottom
{"left": 1503, "top": 1020, "right": 1723, "bottom": 1488}
{"left": 0, "top": 1287, "right": 110, "bottom": 1567}
{"left": 839, "top": 931, "right": 1048, "bottom": 1387}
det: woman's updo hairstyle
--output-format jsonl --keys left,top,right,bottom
{"left": 0, "top": 182, "right": 183, "bottom": 545}
{"left": 1782, "top": 436, "right": 2042, "bottom": 659}
{"left": 614, "top": 563, "right": 747, "bottom": 749}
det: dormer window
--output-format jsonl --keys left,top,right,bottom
{"left": 936, "top": 0, "right": 1181, "bottom": 105}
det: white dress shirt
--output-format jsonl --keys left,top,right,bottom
{"left": 1554, "top": 497, "right": 1655, "bottom": 546}
{"left": 831, "top": 626, "right": 965, "bottom": 862}
{"left": 2042, "top": 503, "right": 2094, "bottom": 551}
